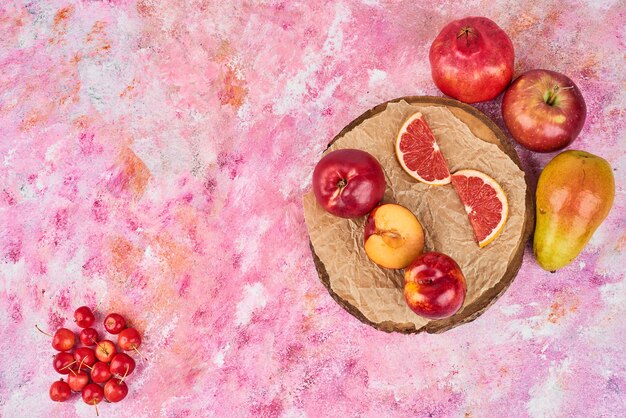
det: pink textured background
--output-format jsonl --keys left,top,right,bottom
{"left": 1, "top": 1, "right": 625, "bottom": 417}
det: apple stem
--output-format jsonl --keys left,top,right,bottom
{"left": 78, "top": 358, "right": 85, "bottom": 372}
{"left": 94, "top": 400, "right": 99, "bottom": 417}
{"left": 34, "top": 324, "right": 53, "bottom": 338}
{"left": 544, "top": 86, "right": 560, "bottom": 106}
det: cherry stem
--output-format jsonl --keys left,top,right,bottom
{"left": 132, "top": 345, "right": 145, "bottom": 360}
{"left": 35, "top": 325, "right": 53, "bottom": 338}
{"left": 60, "top": 361, "right": 77, "bottom": 371}
{"left": 93, "top": 340, "right": 108, "bottom": 355}
{"left": 119, "top": 364, "right": 130, "bottom": 384}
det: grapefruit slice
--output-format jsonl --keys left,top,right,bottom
{"left": 450, "top": 169, "right": 509, "bottom": 248}
{"left": 395, "top": 112, "right": 451, "bottom": 185}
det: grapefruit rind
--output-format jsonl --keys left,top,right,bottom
{"left": 395, "top": 112, "right": 451, "bottom": 186}
{"left": 451, "top": 169, "right": 509, "bottom": 248}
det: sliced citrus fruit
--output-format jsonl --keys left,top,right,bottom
{"left": 395, "top": 112, "right": 451, "bottom": 185}
{"left": 450, "top": 169, "right": 509, "bottom": 248}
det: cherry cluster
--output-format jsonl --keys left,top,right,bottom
{"left": 40, "top": 306, "right": 143, "bottom": 414}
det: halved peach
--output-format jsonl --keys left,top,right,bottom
{"left": 364, "top": 204, "right": 424, "bottom": 269}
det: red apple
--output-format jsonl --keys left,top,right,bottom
{"left": 312, "top": 149, "right": 386, "bottom": 218}
{"left": 502, "top": 69, "right": 586, "bottom": 152}
{"left": 429, "top": 16, "right": 514, "bottom": 103}
{"left": 404, "top": 252, "right": 466, "bottom": 320}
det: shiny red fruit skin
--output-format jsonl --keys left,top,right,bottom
{"left": 52, "top": 328, "right": 75, "bottom": 352}
{"left": 404, "top": 252, "right": 467, "bottom": 320}
{"left": 53, "top": 352, "right": 76, "bottom": 375}
{"left": 74, "top": 347, "right": 96, "bottom": 369}
{"left": 95, "top": 340, "right": 116, "bottom": 362}
{"left": 312, "top": 149, "right": 386, "bottom": 218}
{"left": 74, "top": 306, "right": 95, "bottom": 328}
{"left": 90, "top": 361, "right": 112, "bottom": 384}
{"left": 502, "top": 69, "right": 586, "bottom": 152}
{"left": 110, "top": 353, "right": 136, "bottom": 377}
{"left": 68, "top": 370, "right": 89, "bottom": 392}
{"left": 79, "top": 328, "right": 99, "bottom": 346}
{"left": 82, "top": 383, "right": 104, "bottom": 405}
{"left": 50, "top": 380, "right": 72, "bottom": 402}
{"left": 104, "top": 379, "right": 129, "bottom": 402}
{"left": 118, "top": 328, "right": 142, "bottom": 350}
{"left": 104, "top": 313, "right": 127, "bottom": 334}
{"left": 429, "top": 16, "right": 514, "bottom": 103}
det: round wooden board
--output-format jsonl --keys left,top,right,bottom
{"left": 310, "top": 96, "right": 534, "bottom": 334}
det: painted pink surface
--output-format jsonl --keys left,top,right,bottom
{"left": 1, "top": 1, "right": 624, "bottom": 417}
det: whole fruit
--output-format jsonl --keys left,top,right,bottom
{"left": 312, "top": 149, "right": 386, "bottom": 218}
{"left": 82, "top": 383, "right": 104, "bottom": 405}
{"left": 429, "top": 16, "right": 514, "bottom": 103}
{"left": 74, "top": 347, "right": 96, "bottom": 369}
{"left": 52, "top": 328, "right": 75, "bottom": 352}
{"left": 50, "top": 379, "right": 72, "bottom": 402}
{"left": 68, "top": 370, "right": 89, "bottom": 392}
{"left": 502, "top": 69, "right": 586, "bottom": 152}
{"left": 79, "top": 328, "right": 99, "bottom": 346}
{"left": 73, "top": 306, "right": 95, "bottom": 328}
{"left": 404, "top": 252, "right": 467, "bottom": 319}
{"left": 110, "top": 353, "right": 136, "bottom": 378}
{"left": 104, "top": 313, "right": 126, "bottom": 334}
{"left": 94, "top": 340, "right": 116, "bottom": 362}
{"left": 53, "top": 352, "right": 76, "bottom": 375}
{"left": 534, "top": 150, "right": 614, "bottom": 271}
{"left": 90, "top": 361, "right": 112, "bottom": 383}
{"left": 104, "top": 379, "right": 129, "bottom": 403}
{"left": 118, "top": 328, "right": 142, "bottom": 351}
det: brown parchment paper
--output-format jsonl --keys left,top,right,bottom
{"left": 303, "top": 100, "right": 527, "bottom": 331}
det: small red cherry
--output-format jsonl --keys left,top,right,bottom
{"left": 74, "top": 306, "right": 95, "bottom": 328}
{"left": 50, "top": 379, "right": 71, "bottom": 402}
{"left": 67, "top": 370, "right": 89, "bottom": 392}
{"left": 90, "top": 361, "right": 112, "bottom": 383}
{"left": 104, "top": 379, "right": 128, "bottom": 402}
{"left": 118, "top": 328, "right": 142, "bottom": 351}
{"left": 79, "top": 328, "right": 99, "bottom": 346}
{"left": 53, "top": 352, "right": 76, "bottom": 375}
{"left": 104, "top": 313, "right": 126, "bottom": 334}
{"left": 74, "top": 347, "right": 96, "bottom": 370}
{"left": 109, "top": 353, "right": 135, "bottom": 378}
{"left": 82, "top": 383, "right": 104, "bottom": 416}
{"left": 52, "top": 328, "right": 75, "bottom": 352}
{"left": 94, "top": 340, "right": 116, "bottom": 362}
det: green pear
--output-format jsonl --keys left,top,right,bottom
{"left": 534, "top": 150, "right": 614, "bottom": 271}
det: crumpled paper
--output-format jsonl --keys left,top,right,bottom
{"left": 303, "top": 100, "right": 526, "bottom": 330}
